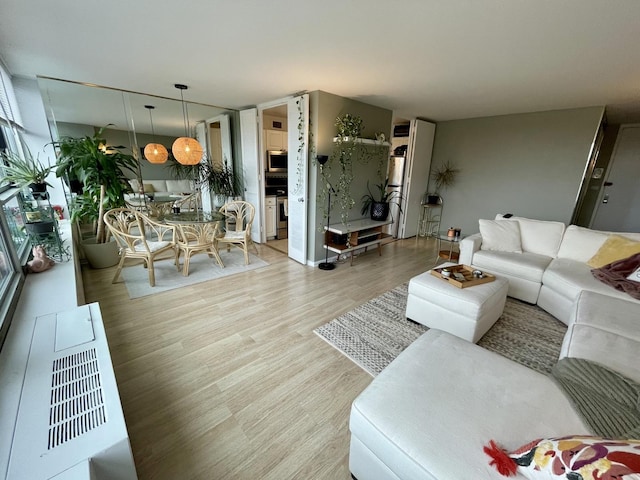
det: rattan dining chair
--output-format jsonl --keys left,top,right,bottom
{"left": 217, "top": 200, "right": 258, "bottom": 265}
{"left": 174, "top": 221, "right": 224, "bottom": 276}
{"left": 103, "top": 208, "right": 178, "bottom": 287}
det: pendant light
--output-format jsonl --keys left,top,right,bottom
{"left": 143, "top": 105, "right": 169, "bottom": 164}
{"left": 172, "top": 84, "right": 203, "bottom": 165}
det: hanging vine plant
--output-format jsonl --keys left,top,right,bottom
{"left": 292, "top": 96, "right": 306, "bottom": 195}
{"left": 318, "top": 114, "right": 390, "bottom": 226}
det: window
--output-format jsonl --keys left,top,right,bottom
{"left": 0, "top": 63, "right": 27, "bottom": 349}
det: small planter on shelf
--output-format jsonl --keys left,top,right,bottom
{"left": 26, "top": 220, "right": 55, "bottom": 235}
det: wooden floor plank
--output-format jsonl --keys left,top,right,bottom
{"left": 82, "top": 237, "right": 440, "bottom": 479}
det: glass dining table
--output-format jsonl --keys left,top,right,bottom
{"left": 163, "top": 211, "right": 226, "bottom": 275}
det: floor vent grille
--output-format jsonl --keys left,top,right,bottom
{"left": 48, "top": 348, "right": 106, "bottom": 450}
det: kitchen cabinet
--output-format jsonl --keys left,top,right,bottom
{"left": 265, "top": 195, "right": 277, "bottom": 239}
{"left": 265, "top": 129, "right": 287, "bottom": 151}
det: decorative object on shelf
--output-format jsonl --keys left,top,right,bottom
{"left": 335, "top": 113, "right": 363, "bottom": 139}
{"left": 143, "top": 105, "right": 169, "bottom": 164}
{"left": 360, "top": 178, "right": 403, "bottom": 221}
{"left": 172, "top": 84, "right": 203, "bottom": 165}
{"left": 431, "top": 160, "right": 460, "bottom": 195}
{"left": 317, "top": 155, "right": 335, "bottom": 271}
{"left": 321, "top": 114, "right": 390, "bottom": 226}
{"left": 0, "top": 149, "right": 53, "bottom": 196}
{"left": 26, "top": 245, "right": 55, "bottom": 273}
{"left": 54, "top": 125, "right": 137, "bottom": 249}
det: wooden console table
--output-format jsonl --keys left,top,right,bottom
{"left": 323, "top": 218, "right": 392, "bottom": 266}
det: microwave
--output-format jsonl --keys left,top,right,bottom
{"left": 267, "top": 150, "right": 288, "bottom": 173}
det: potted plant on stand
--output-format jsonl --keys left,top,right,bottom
{"left": 0, "top": 150, "right": 53, "bottom": 198}
{"left": 360, "top": 179, "right": 403, "bottom": 221}
{"left": 428, "top": 160, "right": 460, "bottom": 204}
{"left": 54, "top": 126, "right": 138, "bottom": 268}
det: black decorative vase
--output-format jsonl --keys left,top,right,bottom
{"left": 370, "top": 202, "right": 389, "bottom": 221}
{"left": 427, "top": 195, "right": 440, "bottom": 205}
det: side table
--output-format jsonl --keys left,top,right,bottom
{"left": 435, "top": 231, "right": 465, "bottom": 262}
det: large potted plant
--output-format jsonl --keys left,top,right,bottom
{"left": 360, "top": 179, "right": 403, "bottom": 221}
{"left": 54, "top": 126, "right": 138, "bottom": 268}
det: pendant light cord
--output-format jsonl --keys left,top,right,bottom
{"left": 179, "top": 88, "right": 189, "bottom": 137}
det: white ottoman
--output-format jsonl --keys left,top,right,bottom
{"left": 406, "top": 265, "right": 509, "bottom": 343}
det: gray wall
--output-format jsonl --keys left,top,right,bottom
{"left": 308, "top": 91, "right": 393, "bottom": 262}
{"left": 429, "top": 107, "right": 604, "bottom": 235}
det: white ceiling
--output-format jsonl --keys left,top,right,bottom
{"left": 2, "top": 0, "right": 640, "bottom": 124}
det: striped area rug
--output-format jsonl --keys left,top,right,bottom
{"left": 314, "top": 283, "right": 567, "bottom": 377}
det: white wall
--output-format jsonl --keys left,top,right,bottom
{"left": 429, "top": 107, "right": 604, "bottom": 235}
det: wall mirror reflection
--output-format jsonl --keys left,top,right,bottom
{"left": 37, "top": 77, "right": 240, "bottom": 211}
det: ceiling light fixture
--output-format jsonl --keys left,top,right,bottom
{"left": 143, "top": 105, "right": 168, "bottom": 164}
{"left": 172, "top": 84, "right": 203, "bottom": 165}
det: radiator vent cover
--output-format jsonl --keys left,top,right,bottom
{"left": 48, "top": 347, "right": 106, "bottom": 449}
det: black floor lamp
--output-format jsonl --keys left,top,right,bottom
{"left": 317, "top": 155, "right": 335, "bottom": 270}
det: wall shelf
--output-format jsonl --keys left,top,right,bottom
{"left": 332, "top": 137, "right": 390, "bottom": 147}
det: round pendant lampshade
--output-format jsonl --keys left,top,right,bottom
{"left": 172, "top": 136, "right": 203, "bottom": 165}
{"left": 144, "top": 142, "right": 169, "bottom": 164}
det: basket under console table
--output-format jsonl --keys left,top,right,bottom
{"left": 323, "top": 218, "right": 392, "bottom": 266}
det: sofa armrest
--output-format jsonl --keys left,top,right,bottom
{"left": 459, "top": 233, "right": 482, "bottom": 265}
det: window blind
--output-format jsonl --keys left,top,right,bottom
{"left": 0, "top": 63, "right": 23, "bottom": 127}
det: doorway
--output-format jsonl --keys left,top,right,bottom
{"left": 261, "top": 104, "right": 289, "bottom": 254}
{"left": 590, "top": 123, "right": 640, "bottom": 231}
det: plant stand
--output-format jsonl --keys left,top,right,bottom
{"left": 19, "top": 191, "right": 69, "bottom": 262}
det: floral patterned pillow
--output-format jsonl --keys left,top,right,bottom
{"left": 484, "top": 435, "right": 640, "bottom": 479}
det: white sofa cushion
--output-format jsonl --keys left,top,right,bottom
{"left": 496, "top": 215, "right": 565, "bottom": 258}
{"left": 556, "top": 225, "right": 611, "bottom": 262}
{"left": 479, "top": 219, "right": 522, "bottom": 253}
{"left": 556, "top": 225, "right": 640, "bottom": 263}
{"left": 472, "top": 250, "right": 552, "bottom": 283}
{"left": 542, "top": 258, "right": 640, "bottom": 305}
{"left": 561, "top": 291, "right": 640, "bottom": 384}
{"left": 349, "top": 329, "right": 588, "bottom": 480}
{"left": 165, "top": 179, "right": 193, "bottom": 193}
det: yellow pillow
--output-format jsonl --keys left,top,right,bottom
{"left": 142, "top": 184, "right": 155, "bottom": 193}
{"left": 587, "top": 234, "right": 640, "bottom": 268}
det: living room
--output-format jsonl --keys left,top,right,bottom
{"left": 1, "top": 2, "right": 640, "bottom": 479}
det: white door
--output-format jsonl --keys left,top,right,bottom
{"left": 239, "top": 108, "right": 263, "bottom": 244}
{"left": 194, "top": 122, "right": 211, "bottom": 213}
{"left": 591, "top": 124, "right": 640, "bottom": 231}
{"left": 399, "top": 119, "right": 436, "bottom": 238}
{"left": 287, "top": 94, "right": 309, "bottom": 264}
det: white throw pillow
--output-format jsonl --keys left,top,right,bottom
{"left": 495, "top": 215, "right": 565, "bottom": 258}
{"left": 479, "top": 219, "right": 522, "bottom": 253}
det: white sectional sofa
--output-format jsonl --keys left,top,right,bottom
{"left": 349, "top": 292, "right": 640, "bottom": 480}
{"left": 459, "top": 215, "right": 640, "bottom": 323}
{"left": 349, "top": 215, "right": 640, "bottom": 480}
{"left": 127, "top": 178, "right": 194, "bottom": 196}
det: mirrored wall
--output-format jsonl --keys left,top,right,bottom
{"left": 37, "top": 77, "right": 239, "bottom": 182}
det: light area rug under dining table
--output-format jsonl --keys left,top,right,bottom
{"left": 120, "top": 250, "right": 268, "bottom": 298}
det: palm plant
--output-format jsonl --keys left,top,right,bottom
{"left": 54, "top": 126, "right": 137, "bottom": 243}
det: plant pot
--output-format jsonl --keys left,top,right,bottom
{"left": 427, "top": 195, "right": 440, "bottom": 205}
{"left": 370, "top": 202, "right": 390, "bottom": 221}
{"left": 81, "top": 238, "right": 120, "bottom": 269}
{"left": 25, "top": 211, "right": 42, "bottom": 222}
{"left": 26, "top": 220, "right": 55, "bottom": 235}
{"left": 69, "top": 179, "right": 84, "bottom": 194}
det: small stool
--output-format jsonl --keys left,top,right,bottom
{"left": 406, "top": 264, "right": 508, "bottom": 343}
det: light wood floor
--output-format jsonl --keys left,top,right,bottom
{"left": 82, "top": 237, "right": 441, "bottom": 479}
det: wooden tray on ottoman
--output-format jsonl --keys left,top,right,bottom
{"left": 430, "top": 264, "right": 495, "bottom": 288}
